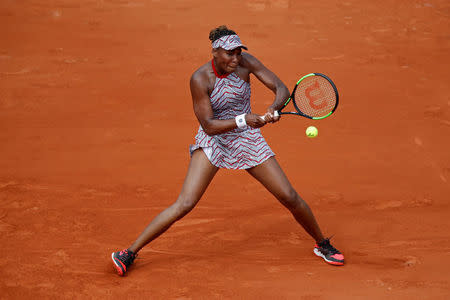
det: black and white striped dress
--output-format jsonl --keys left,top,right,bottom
{"left": 189, "top": 60, "right": 274, "bottom": 169}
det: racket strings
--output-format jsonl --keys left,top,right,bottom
{"left": 295, "top": 76, "right": 336, "bottom": 118}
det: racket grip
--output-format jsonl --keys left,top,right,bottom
{"left": 274, "top": 110, "right": 279, "bottom": 118}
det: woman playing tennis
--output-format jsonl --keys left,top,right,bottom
{"left": 111, "top": 25, "right": 344, "bottom": 276}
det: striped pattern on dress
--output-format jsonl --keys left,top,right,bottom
{"left": 189, "top": 63, "right": 274, "bottom": 169}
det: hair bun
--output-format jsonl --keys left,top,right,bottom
{"left": 209, "top": 25, "right": 236, "bottom": 42}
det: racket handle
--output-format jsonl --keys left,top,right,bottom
{"left": 274, "top": 110, "right": 279, "bottom": 118}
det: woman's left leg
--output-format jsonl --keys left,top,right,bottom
{"left": 246, "top": 156, "right": 324, "bottom": 243}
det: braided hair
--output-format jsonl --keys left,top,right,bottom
{"left": 209, "top": 25, "right": 237, "bottom": 43}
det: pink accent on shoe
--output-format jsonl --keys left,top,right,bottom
{"left": 327, "top": 260, "right": 344, "bottom": 266}
{"left": 118, "top": 260, "right": 126, "bottom": 271}
{"left": 111, "top": 253, "right": 126, "bottom": 276}
{"left": 114, "top": 263, "right": 125, "bottom": 276}
{"left": 331, "top": 253, "right": 344, "bottom": 260}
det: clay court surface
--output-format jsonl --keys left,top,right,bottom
{"left": 1, "top": 0, "right": 449, "bottom": 299}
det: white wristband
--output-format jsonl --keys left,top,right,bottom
{"left": 235, "top": 113, "right": 247, "bottom": 129}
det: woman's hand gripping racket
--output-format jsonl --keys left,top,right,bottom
{"left": 274, "top": 73, "right": 339, "bottom": 120}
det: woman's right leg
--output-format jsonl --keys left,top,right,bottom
{"left": 129, "top": 149, "right": 218, "bottom": 253}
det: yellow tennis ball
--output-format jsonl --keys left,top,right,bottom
{"left": 306, "top": 126, "right": 318, "bottom": 138}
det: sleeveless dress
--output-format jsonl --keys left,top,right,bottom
{"left": 189, "top": 60, "right": 274, "bottom": 169}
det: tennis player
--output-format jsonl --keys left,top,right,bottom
{"left": 111, "top": 25, "right": 344, "bottom": 276}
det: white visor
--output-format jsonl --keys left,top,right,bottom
{"left": 212, "top": 34, "right": 248, "bottom": 50}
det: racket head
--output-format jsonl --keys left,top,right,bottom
{"left": 287, "top": 73, "right": 339, "bottom": 119}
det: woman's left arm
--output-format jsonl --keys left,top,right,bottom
{"left": 242, "top": 53, "right": 290, "bottom": 122}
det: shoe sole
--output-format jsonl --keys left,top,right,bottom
{"left": 314, "top": 248, "right": 344, "bottom": 266}
{"left": 111, "top": 252, "right": 126, "bottom": 276}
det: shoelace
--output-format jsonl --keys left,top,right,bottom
{"left": 118, "top": 249, "right": 136, "bottom": 266}
{"left": 319, "top": 238, "right": 341, "bottom": 254}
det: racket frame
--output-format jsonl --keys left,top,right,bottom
{"left": 276, "top": 73, "right": 339, "bottom": 120}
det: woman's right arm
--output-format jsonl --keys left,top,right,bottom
{"left": 190, "top": 72, "right": 265, "bottom": 136}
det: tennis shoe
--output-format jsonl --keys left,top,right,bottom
{"left": 314, "top": 238, "right": 344, "bottom": 266}
{"left": 111, "top": 249, "right": 137, "bottom": 276}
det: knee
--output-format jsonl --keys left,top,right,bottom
{"left": 173, "top": 194, "right": 198, "bottom": 218}
{"left": 278, "top": 188, "right": 303, "bottom": 209}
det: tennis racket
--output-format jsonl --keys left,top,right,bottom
{"left": 274, "top": 73, "right": 339, "bottom": 120}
